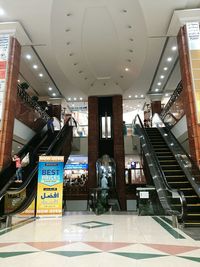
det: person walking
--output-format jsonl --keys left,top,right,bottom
{"left": 12, "top": 154, "right": 23, "bottom": 183}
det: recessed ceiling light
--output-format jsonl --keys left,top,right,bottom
{"left": 128, "top": 95, "right": 131, "bottom": 98}
{"left": 52, "top": 93, "right": 56, "bottom": 96}
{"left": 17, "top": 79, "right": 20, "bottom": 83}
{"left": 157, "top": 82, "right": 161, "bottom": 86}
{"left": 18, "top": 146, "right": 21, "bottom": 149}
{"left": 163, "top": 67, "right": 168, "bottom": 71}
{"left": 141, "top": 94, "right": 144, "bottom": 98}
{"left": 129, "top": 49, "right": 133, "bottom": 53}
{"left": 80, "top": 97, "right": 83, "bottom": 100}
{"left": 167, "top": 57, "right": 172, "bottom": 62}
{"left": 160, "top": 75, "right": 165, "bottom": 79}
{"left": 33, "top": 64, "right": 38, "bottom": 69}
{"left": 172, "top": 46, "right": 177, "bottom": 51}
{"left": 165, "top": 93, "right": 169, "bottom": 96}
{"left": 135, "top": 95, "right": 138, "bottom": 98}
{"left": 122, "top": 9, "right": 127, "bottom": 13}
{"left": 68, "top": 97, "right": 71, "bottom": 101}
{"left": 155, "top": 88, "right": 159, "bottom": 92}
{"left": 39, "top": 73, "right": 43, "bottom": 77}
{"left": 26, "top": 54, "right": 31, "bottom": 60}
{"left": 137, "top": 104, "right": 140, "bottom": 107}
{"left": 74, "top": 97, "right": 77, "bottom": 101}
{"left": 48, "top": 87, "right": 52, "bottom": 91}
{"left": 72, "top": 104, "right": 74, "bottom": 107}
{"left": 125, "top": 68, "right": 129, "bottom": 71}
{"left": 128, "top": 25, "right": 132, "bottom": 29}
{"left": 0, "top": 8, "right": 5, "bottom": 16}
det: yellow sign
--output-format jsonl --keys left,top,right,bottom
{"left": 36, "top": 156, "right": 64, "bottom": 217}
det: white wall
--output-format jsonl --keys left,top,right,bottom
{"left": 13, "top": 119, "right": 36, "bottom": 143}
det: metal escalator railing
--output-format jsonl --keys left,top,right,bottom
{"left": 133, "top": 114, "right": 186, "bottom": 218}
{"left": 153, "top": 113, "right": 200, "bottom": 198}
{"left": 3, "top": 122, "right": 73, "bottom": 216}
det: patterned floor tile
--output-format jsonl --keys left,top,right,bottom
{"left": 178, "top": 256, "right": 200, "bottom": 263}
{"left": 74, "top": 221, "right": 112, "bottom": 229}
{"left": 110, "top": 252, "right": 168, "bottom": 260}
{"left": 144, "top": 243, "right": 199, "bottom": 255}
{"left": 48, "top": 242, "right": 100, "bottom": 251}
{"left": 85, "top": 242, "right": 132, "bottom": 251}
{"left": 26, "top": 241, "right": 67, "bottom": 250}
{"left": 0, "top": 251, "right": 37, "bottom": 258}
{"left": 47, "top": 250, "right": 101, "bottom": 257}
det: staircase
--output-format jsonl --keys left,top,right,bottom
{"left": 146, "top": 127, "right": 200, "bottom": 227}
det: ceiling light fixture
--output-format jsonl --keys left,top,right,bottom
{"left": 163, "top": 67, "right": 168, "bottom": 71}
{"left": 17, "top": 79, "right": 20, "bottom": 83}
{"left": 80, "top": 97, "right": 83, "bottom": 100}
{"left": 68, "top": 97, "right": 71, "bottom": 101}
{"left": 74, "top": 97, "right": 77, "bottom": 101}
{"left": 129, "top": 38, "right": 134, "bottom": 41}
{"left": 48, "top": 87, "right": 52, "bottom": 91}
{"left": 157, "top": 82, "right": 161, "bottom": 86}
{"left": 122, "top": 9, "right": 127, "bottom": 13}
{"left": 0, "top": 8, "right": 5, "bottom": 16}
{"left": 125, "top": 68, "right": 129, "bottom": 72}
{"left": 141, "top": 94, "right": 144, "bottom": 98}
{"left": 155, "top": 88, "right": 159, "bottom": 92}
{"left": 160, "top": 75, "right": 165, "bottom": 79}
{"left": 73, "top": 62, "right": 78, "bottom": 66}
{"left": 66, "top": 42, "right": 71, "bottom": 45}
{"left": 128, "top": 95, "right": 131, "bottom": 98}
{"left": 39, "top": 73, "right": 43, "bottom": 77}
{"left": 165, "top": 93, "right": 169, "bottom": 96}
{"left": 33, "top": 65, "right": 38, "bottom": 69}
{"left": 172, "top": 46, "right": 177, "bottom": 51}
{"left": 167, "top": 57, "right": 172, "bottom": 62}
{"left": 26, "top": 54, "right": 31, "bottom": 60}
{"left": 65, "top": 28, "right": 70, "bottom": 32}
{"left": 52, "top": 93, "right": 56, "bottom": 96}
{"left": 129, "top": 49, "right": 133, "bottom": 53}
{"left": 135, "top": 95, "right": 138, "bottom": 98}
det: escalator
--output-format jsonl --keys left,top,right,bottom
{"left": 145, "top": 126, "right": 200, "bottom": 227}
{"left": 0, "top": 122, "right": 73, "bottom": 217}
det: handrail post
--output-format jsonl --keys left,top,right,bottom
{"left": 172, "top": 214, "right": 178, "bottom": 228}
{"left": 6, "top": 215, "right": 12, "bottom": 228}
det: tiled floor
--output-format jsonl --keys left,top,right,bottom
{"left": 0, "top": 212, "right": 200, "bottom": 266}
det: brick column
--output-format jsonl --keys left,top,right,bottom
{"left": 177, "top": 26, "right": 200, "bottom": 165}
{"left": 0, "top": 37, "right": 21, "bottom": 169}
{"left": 88, "top": 96, "right": 99, "bottom": 188}
{"left": 112, "top": 95, "right": 126, "bottom": 210}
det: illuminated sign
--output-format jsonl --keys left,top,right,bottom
{"left": 65, "top": 163, "right": 88, "bottom": 170}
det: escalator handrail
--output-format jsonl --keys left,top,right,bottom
{"left": 133, "top": 115, "right": 186, "bottom": 217}
{"left": 154, "top": 113, "right": 200, "bottom": 198}
{"left": 6, "top": 122, "right": 72, "bottom": 195}
{"left": 4, "top": 123, "right": 73, "bottom": 215}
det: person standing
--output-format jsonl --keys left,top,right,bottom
{"left": 12, "top": 154, "right": 23, "bottom": 183}
{"left": 47, "top": 117, "right": 54, "bottom": 134}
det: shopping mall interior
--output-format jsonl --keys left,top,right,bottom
{"left": 0, "top": 1, "right": 200, "bottom": 266}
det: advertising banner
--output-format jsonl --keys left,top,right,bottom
{"left": 0, "top": 34, "right": 10, "bottom": 128}
{"left": 36, "top": 156, "right": 64, "bottom": 217}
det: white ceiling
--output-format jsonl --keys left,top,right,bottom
{"left": 0, "top": 0, "right": 200, "bottom": 108}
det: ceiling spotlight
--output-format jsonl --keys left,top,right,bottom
{"left": 74, "top": 97, "right": 77, "bottom": 100}
{"left": 157, "top": 82, "right": 161, "bottom": 86}
{"left": 160, "top": 75, "right": 165, "bottom": 79}
{"left": 52, "top": 93, "right": 56, "bottom": 96}
{"left": 125, "top": 68, "right": 129, "bottom": 71}
{"left": 48, "top": 87, "right": 52, "bottom": 91}
{"left": 33, "top": 64, "right": 38, "bottom": 69}
{"left": 137, "top": 104, "right": 140, "bottom": 107}
{"left": 128, "top": 95, "right": 131, "bottom": 98}
{"left": 80, "top": 97, "right": 83, "bottom": 100}
{"left": 0, "top": 8, "right": 5, "bottom": 16}
{"left": 163, "top": 67, "right": 168, "bottom": 71}
{"left": 141, "top": 94, "right": 144, "bottom": 98}
{"left": 17, "top": 79, "right": 20, "bottom": 83}
{"left": 165, "top": 93, "right": 169, "bottom": 96}
{"left": 155, "top": 88, "right": 159, "bottom": 92}
{"left": 26, "top": 54, "right": 31, "bottom": 60}
{"left": 39, "top": 73, "right": 43, "bottom": 77}
{"left": 167, "top": 57, "right": 172, "bottom": 62}
{"left": 72, "top": 104, "right": 74, "bottom": 107}
{"left": 68, "top": 97, "right": 71, "bottom": 101}
{"left": 135, "top": 95, "right": 138, "bottom": 98}
{"left": 172, "top": 46, "right": 177, "bottom": 51}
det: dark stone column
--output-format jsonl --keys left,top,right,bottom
{"left": 112, "top": 95, "right": 126, "bottom": 210}
{"left": 151, "top": 101, "right": 161, "bottom": 115}
{"left": 88, "top": 96, "right": 99, "bottom": 188}
{"left": 0, "top": 37, "right": 21, "bottom": 169}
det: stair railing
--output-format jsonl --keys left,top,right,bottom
{"left": 133, "top": 115, "right": 186, "bottom": 219}
{"left": 153, "top": 113, "right": 200, "bottom": 198}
